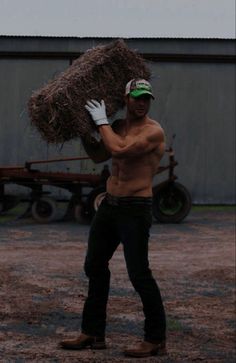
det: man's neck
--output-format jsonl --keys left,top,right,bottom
{"left": 125, "top": 114, "right": 148, "bottom": 127}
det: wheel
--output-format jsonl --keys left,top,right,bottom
{"left": 86, "top": 186, "right": 106, "bottom": 218}
{"left": 31, "top": 197, "right": 64, "bottom": 223}
{"left": 74, "top": 202, "right": 89, "bottom": 224}
{"left": 152, "top": 181, "right": 192, "bottom": 223}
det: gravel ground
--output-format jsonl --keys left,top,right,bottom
{"left": 0, "top": 207, "right": 235, "bottom": 362}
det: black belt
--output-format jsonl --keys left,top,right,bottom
{"left": 105, "top": 193, "right": 152, "bottom": 207}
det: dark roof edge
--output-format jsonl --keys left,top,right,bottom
{"left": 1, "top": 35, "right": 235, "bottom": 61}
{"left": 0, "top": 35, "right": 235, "bottom": 41}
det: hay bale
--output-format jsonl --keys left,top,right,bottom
{"left": 28, "top": 39, "right": 151, "bottom": 144}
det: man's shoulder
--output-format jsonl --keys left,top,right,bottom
{"left": 148, "top": 117, "right": 163, "bottom": 129}
{"left": 146, "top": 118, "right": 165, "bottom": 136}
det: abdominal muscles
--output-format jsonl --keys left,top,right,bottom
{"left": 106, "top": 154, "right": 159, "bottom": 197}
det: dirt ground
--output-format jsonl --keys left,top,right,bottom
{"left": 0, "top": 207, "right": 235, "bottom": 363}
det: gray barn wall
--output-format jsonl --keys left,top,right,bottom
{"left": 0, "top": 37, "right": 235, "bottom": 203}
{"left": 149, "top": 61, "right": 235, "bottom": 204}
{"left": 0, "top": 58, "right": 106, "bottom": 175}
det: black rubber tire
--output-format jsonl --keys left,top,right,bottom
{"left": 86, "top": 186, "right": 106, "bottom": 218}
{"left": 31, "top": 197, "right": 59, "bottom": 223}
{"left": 74, "top": 202, "right": 89, "bottom": 224}
{"left": 152, "top": 181, "right": 192, "bottom": 223}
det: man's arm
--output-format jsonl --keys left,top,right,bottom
{"left": 84, "top": 99, "right": 165, "bottom": 158}
{"left": 98, "top": 124, "right": 165, "bottom": 158}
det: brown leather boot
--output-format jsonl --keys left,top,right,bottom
{"left": 124, "top": 340, "right": 167, "bottom": 358}
{"left": 59, "top": 333, "right": 106, "bottom": 350}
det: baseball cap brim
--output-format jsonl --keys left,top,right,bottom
{"left": 130, "top": 89, "right": 155, "bottom": 99}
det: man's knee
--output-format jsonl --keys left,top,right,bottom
{"left": 84, "top": 259, "right": 110, "bottom": 278}
{"left": 128, "top": 268, "right": 154, "bottom": 288}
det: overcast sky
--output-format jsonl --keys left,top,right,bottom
{"left": 0, "top": 0, "right": 235, "bottom": 38}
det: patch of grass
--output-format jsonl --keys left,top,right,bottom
{"left": 167, "top": 318, "right": 183, "bottom": 332}
{"left": 192, "top": 205, "right": 235, "bottom": 212}
{"left": 0, "top": 203, "right": 30, "bottom": 223}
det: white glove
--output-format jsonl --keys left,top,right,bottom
{"left": 85, "top": 99, "right": 109, "bottom": 126}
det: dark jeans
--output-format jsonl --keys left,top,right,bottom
{"left": 81, "top": 198, "right": 166, "bottom": 342}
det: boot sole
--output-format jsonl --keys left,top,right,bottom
{"left": 60, "top": 342, "right": 106, "bottom": 350}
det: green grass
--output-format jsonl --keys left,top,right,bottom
{"left": 192, "top": 205, "right": 235, "bottom": 212}
{"left": 167, "top": 318, "right": 184, "bottom": 332}
{"left": 0, "top": 202, "right": 30, "bottom": 223}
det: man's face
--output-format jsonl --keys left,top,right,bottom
{"left": 126, "top": 94, "right": 151, "bottom": 119}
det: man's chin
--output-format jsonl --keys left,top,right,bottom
{"left": 135, "top": 111, "right": 146, "bottom": 119}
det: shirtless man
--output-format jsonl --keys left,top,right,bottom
{"left": 60, "top": 79, "right": 167, "bottom": 358}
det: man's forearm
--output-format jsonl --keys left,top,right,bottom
{"left": 98, "top": 125, "right": 125, "bottom": 153}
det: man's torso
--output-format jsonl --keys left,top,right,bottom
{"left": 107, "top": 118, "right": 165, "bottom": 197}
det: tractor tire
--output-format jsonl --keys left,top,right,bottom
{"left": 74, "top": 202, "right": 89, "bottom": 224}
{"left": 152, "top": 181, "right": 192, "bottom": 223}
{"left": 31, "top": 197, "right": 67, "bottom": 223}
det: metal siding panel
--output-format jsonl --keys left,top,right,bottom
{"left": 205, "top": 63, "right": 236, "bottom": 203}
{"left": 0, "top": 58, "right": 108, "bottom": 177}
{"left": 0, "top": 59, "right": 69, "bottom": 166}
{"left": 148, "top": 61, "right": 236, "bottom": 204}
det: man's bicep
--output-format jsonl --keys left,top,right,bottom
{"left": 138, "top": 128, "right": 163, "bottom": 151}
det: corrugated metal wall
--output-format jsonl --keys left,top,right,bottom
{"left": 0, "top": 38, "right": 235, "bottom": 203}
{"left": 0, "top": 57, "right": 102, "bottom": 175}
{"left": 149, "top": 61, "right": 235, "bottom": 204}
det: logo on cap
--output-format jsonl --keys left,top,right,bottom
{"left": 125, "top": 79, "right": 154, "bottom": 99}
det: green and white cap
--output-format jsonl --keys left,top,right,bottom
{"left": 125, "top": 79, "right": 154, "bottom": 99}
